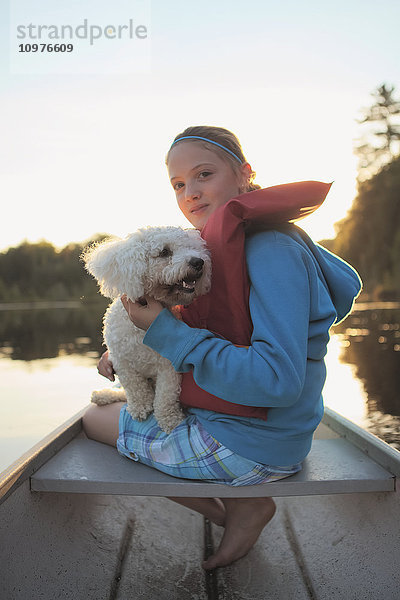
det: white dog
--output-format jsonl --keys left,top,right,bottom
{"left": 82, "top": 226, "right": 211, "bottom": 433}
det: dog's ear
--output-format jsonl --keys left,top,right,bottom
{"left": 81, "top": 235, "right": 146, "bottom": 300}
{"left": 82, "top": 237, "right": 124, "bottom": 298}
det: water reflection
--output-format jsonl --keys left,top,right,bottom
{"left": 333, "top": 307, "right": 400, "bottom": 448}
{"left": 0, "top": 301, "right": 107, "bottom": 361}
{"left": 334, "top": 308, "right": 400, "bottom": 415}
{"left": 0, "top": 302, "right": 110, "bottom": 472}
{"left": 0, "top": 303, "right": 399, "bottom": 452}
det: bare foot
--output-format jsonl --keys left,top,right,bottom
{"left": 168, "top": 497, "right": 226, "bottom": 527}
{"left": 202, "top": 497, "right": 276, "bottom": 570}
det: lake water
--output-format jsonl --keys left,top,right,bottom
{"left": 1, "top": 302, "right": 399, "bottom": 473}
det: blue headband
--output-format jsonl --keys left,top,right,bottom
{"left": 169, "top": 135, "right": 243, "bottom": 164}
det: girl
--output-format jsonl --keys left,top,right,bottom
{"left": 83, "top": 126, "right": 362, "bottom": 570}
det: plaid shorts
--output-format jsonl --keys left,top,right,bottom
{"left": 117, "top": 405, "right": 301, "bottom": 486}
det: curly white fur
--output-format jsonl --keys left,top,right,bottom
{"left": 82, "top": 226, "right": 211, "bottom": 433}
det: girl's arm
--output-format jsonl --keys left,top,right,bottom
{"left": 143, "top": 231, "right": 316, "bottom": 408}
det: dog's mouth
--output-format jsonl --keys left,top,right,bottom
{"left": 178, "top": 279, "right": 196, "bottom": 294}
{"left": 168, "top": 275, "right": 199, "bottom": 295}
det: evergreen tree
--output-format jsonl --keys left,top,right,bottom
{"left": 355, "top": 83, "right": 400, "bottom": 181}
{"left": 333, "top": 155, "right": 400, "bottom": 299}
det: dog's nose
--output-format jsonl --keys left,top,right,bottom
{"left": 189, "top": 257, "right": 204, "bottom": 271}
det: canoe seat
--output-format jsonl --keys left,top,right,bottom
{"left": 30, "top": 436, "right": 395, "bottom": 497}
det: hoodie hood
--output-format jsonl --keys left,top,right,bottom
{"left": 292, "top": 226, "right": 363, "bottom": 324}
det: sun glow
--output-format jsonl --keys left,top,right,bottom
{"left": 323, "top": 335, "right": 368, "bottom": 424}
{"left": 2, "top": 1, "right": 399, "bottom": 251}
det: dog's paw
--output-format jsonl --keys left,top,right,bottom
{"left": 157, "top": 412, "right": 185, "bottom": 434}
{"left": 126, "top": 404, "right": 153, "bottom": 422}
{"left": 91, "top": 388, "right": 126, "bottom": 405}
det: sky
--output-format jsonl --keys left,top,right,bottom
{"left": 1, "top": 0, "right": 400, "bottom": 251}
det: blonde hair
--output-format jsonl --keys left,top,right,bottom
{"left": 165, "top": 126, "right": 261, "bottom": 192}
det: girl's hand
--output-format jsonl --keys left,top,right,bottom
{"left": 121, "top": 294, "right": 163, "bottom": 330}
{"left": 97, "top": 350, "right": 115, "bottom": 381}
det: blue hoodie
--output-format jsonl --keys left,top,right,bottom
{"left": 143, "top": 224, "right": 362, "bottom": 465}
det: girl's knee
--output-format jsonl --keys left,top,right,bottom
{"left": 82, "top": 404, "right": 98, "bottom": 438}
{"left": 82, "top": 402, "right": 123, "bottom": 446}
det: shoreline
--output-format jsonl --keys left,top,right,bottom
{"left": 0, "top": 300, "right": 106, "bottom": 311}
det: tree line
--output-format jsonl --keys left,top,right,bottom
{"left": 0, "top": 237, "right": 106, "bottom": 303}
{"left": 1, "top": 154, "right": 399, "bottom": 303}
{"left": 320, "top": 83, "right": 400, "bottom": 300}
{"left": 321, "top": 153, "right": 400, "bottom": 300}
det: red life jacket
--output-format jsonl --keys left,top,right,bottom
{"left": 179, "top": 180, "right": 333, "bottom": 419}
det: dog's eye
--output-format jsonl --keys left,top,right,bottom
{"left": 159, "top": 247, "right": 172, "bottom": 258}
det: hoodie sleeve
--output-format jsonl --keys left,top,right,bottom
{"left": 143, "top": 230, "right": 316, "bottom": 408}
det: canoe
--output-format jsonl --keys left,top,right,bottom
{"left": 1, "top": 406, "right": 399, "bottom": 600}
